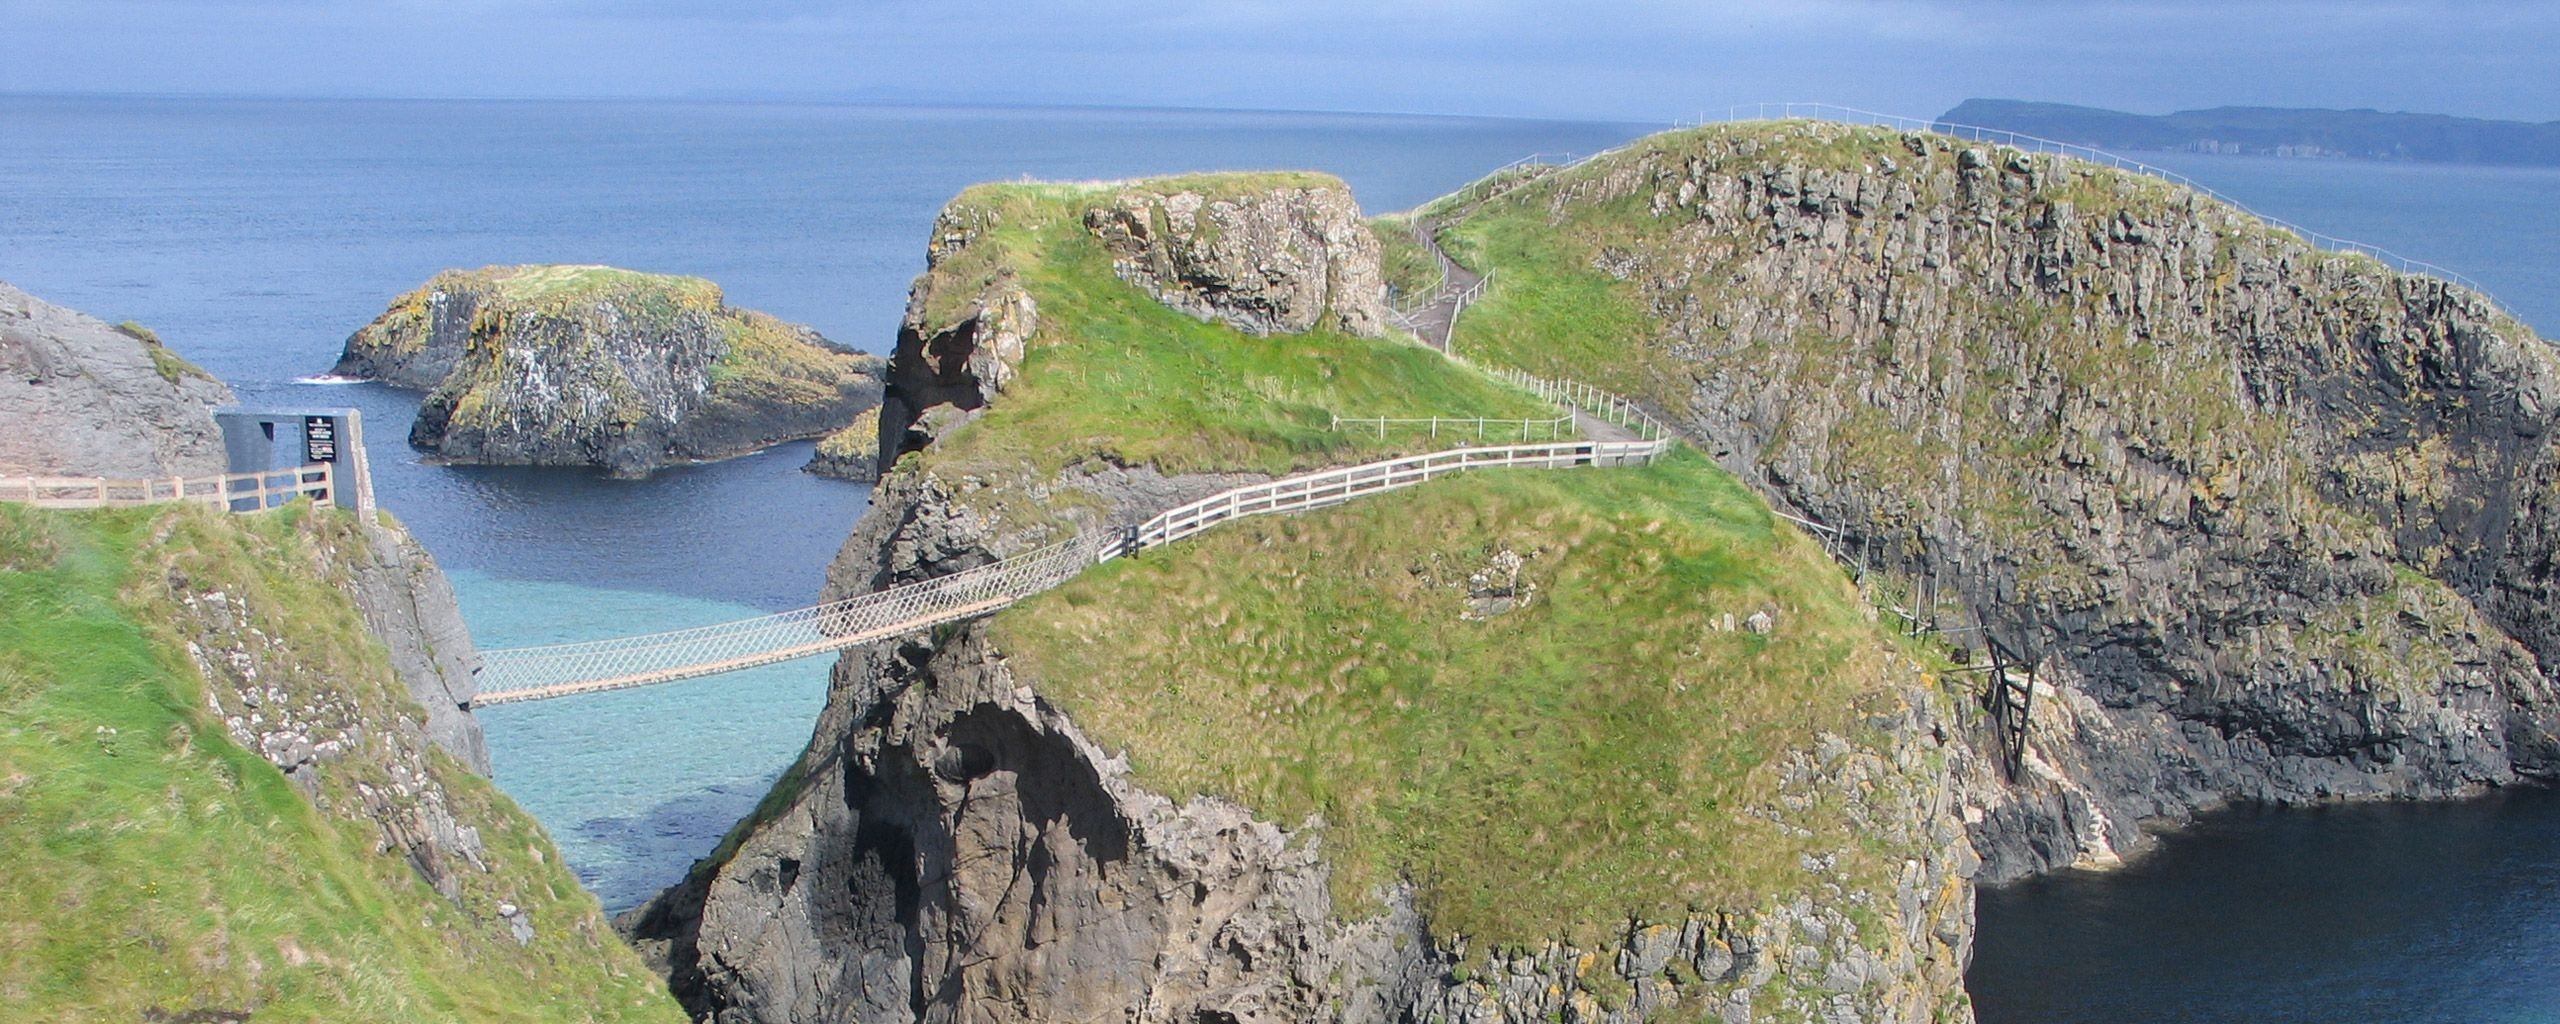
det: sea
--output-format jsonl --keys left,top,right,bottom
{"left": 4, "top": 95, "right": 2556, "bottom": 1020}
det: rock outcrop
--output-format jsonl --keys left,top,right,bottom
{"left": 1085, "top": 177, "right": 1386, "bottom": 338}
{"left": 2, "top": 280, "right": 488, "bottom": 770}
{"left": 1448, "top": 121, "right": 2560, "bottom": 880}
{"left": 0, "top": 281, "right": 233, "bottom": 479}
{"left": 336, "top": 265, "right": 883, "bottom": 478}
{"left": 802, "top": 407, "right": 882, "bottom": 482}
{"left": 630, "top": 174, "right": 1974, "bottom": 1024}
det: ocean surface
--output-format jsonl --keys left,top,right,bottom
{"left": 4, "top": 96, "right": 2556, "bottom": 1011}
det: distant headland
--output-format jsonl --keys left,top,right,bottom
{"left": 1942, "top": 98, "right": 2560, "bottom": 166}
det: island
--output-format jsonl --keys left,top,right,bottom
{"left": 335, "top": 265, "right": 883, "bottom": 478}
{"left": 1941, "top": 98, "right": 2560, "bottom": 165}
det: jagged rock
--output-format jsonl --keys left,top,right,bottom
{"left": 802, "top": 406, "right": 883, "bottom": 482}
{"left": 336, "top": 265, "right": 884, "bottom": 478}
{"left": 1520, "top": 121, "right": 2560, "bottom": 878}
{"left": 1084, "top": 178, "right": 1387, "bottom": 337}
{"left": 629, "top": 172, "right": 1973, "bottom": 1024}
{"left": 0, "top": 280, "right": 233, "bottom": 479}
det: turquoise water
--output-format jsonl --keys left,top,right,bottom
{"left": 7, "top": 95, "right": 2559, "bottom": 1000}
{"left": 0, "top": 96, "right": 1656, "bottom": 911}
{"left": 454, "top": 570, "right": 831, "bottom": 910}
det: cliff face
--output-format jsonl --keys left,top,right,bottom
{"left": 0, "top": 502, "right": 682, "bottom": 1021}
{"left": 1084, "top": 177, "right": 1388, "bottom": 338}
{"left": 632, "top": 176, "right": 1978, "bottom": 1024}
{"left": 1442, "top": 121, "right": 2560, "bottom": 878}
{"left": 0, "top": 280, "right": 490, "bottom": 773}
{"left": 338, "top": 265, "right": 883, "bottom": 478}
{"left": 0, "top": 281, "right": 234, "bottom": 479}
{"left": 804, "top": 407, "right": 883, "bottom": 482}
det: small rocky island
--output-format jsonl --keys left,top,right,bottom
{"left": 336, "top": 265, "right": 883, "bottom": 477}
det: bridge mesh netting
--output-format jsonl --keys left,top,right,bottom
{"left": 474, "top": 376, "right": 1674, "bottom": 704}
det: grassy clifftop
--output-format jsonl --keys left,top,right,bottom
{"left": 893, "top": 178, "right": 1553, "bottom": 524}
{"left": 908, "top": 177, "right": 1946, "bottom": 948}
{"left": 0, "top": 504, "right": 683, "bottom": 1023}
{"left": 994, "top": 447, "right": 1932, "bottom": 946}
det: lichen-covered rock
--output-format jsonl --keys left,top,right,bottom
{"left": 1084, "top": 177, "right": 1386, "bottom": 337}
{"left": 336, "top": 265, "right": 883, "bottom": 478}
{"left": 801, "top": 406, "right": 882, "bottom": 482}
{"left": 1454, "top": 121, "right": 2560, "bottom": 878}
{"left": 0, "top": 280, "right": 233, "bottom": 479}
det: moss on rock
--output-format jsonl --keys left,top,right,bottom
{"left": 336, "top": 265, "right": 883, "bottom": 477}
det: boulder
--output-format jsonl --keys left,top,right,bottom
{"left": 0, "top": 281, "right": 233, "bottom": 479}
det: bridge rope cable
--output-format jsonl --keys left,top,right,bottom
{"left": 476, "top": 418, "right": 1673, "bottom": 705}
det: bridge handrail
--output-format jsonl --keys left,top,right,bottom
{"left": 1329, "top": 410, "right": 1576, "bottom": 442}
{"left": 1114, "top": 436, "right": 1669, "bottom": 559}
{"left": 476, "top": 420, "right": 1674, "bottom": 701}
{"left": 0, "top": 464, "right": 336, "bottom": 513}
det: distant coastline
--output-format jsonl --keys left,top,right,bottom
{"left": 1942, "top": 99, "right": 2560, "bottom": 167}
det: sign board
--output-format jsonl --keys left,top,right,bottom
{"left": 304, "top": 415, "right": 339, "bottom": 463}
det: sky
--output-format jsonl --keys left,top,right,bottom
{"left": 6, "top": 0, "right": 2555, "bottom": 123}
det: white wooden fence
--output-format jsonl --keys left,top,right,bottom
{"left": 0, "top": 464, "right": 337, "bottom": 513}
{"left": 1111, "top": 436, "right": 1668, "bottom": 558}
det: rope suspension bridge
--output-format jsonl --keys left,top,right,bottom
{"left": 472, "top": 380, "right": 1673, "bottom": 705}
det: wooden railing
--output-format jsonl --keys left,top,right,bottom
{"left": 0, "top": 464, "right": 336, "bottom": 513}
{"left": 1329, "top": 410, "right": 1576, "bottom": 443}
{"left": 1111, "top": 437, "right": 1667, "bottom": 558}
{"left": 476, "top": 423, "right": 1674, "bottom": 704}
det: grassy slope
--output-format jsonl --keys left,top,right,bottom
{"left": 1368, "top": 214, "right": 1441, "bottom": 307}
{"left": 995, "top": 437, "right": 1915, "bottom": 946}
{"left": 1439, "top": 121, "right": 2517, "bottom": 704}
{"left": 906, "top": 180, "right": 1556, "bottom": 513}
{"left": 0, "top": 504, "right": 684, "bottom": 1023}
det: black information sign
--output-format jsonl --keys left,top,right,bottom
{"left": 304, "top": 416, "right": 339, "bottom": 463}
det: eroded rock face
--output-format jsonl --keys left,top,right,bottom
{"left": 1085, "top": 182, "right": 1387, "bottom": 338}
{"left": 1517, "top": 123, "right": 2560, "bottom": 877}
{"left": 635, "top": 439, "right": 1979, "bottom": 1024}
{"left": 336, "top": 265, "right": 883, "bottom": 478}
{"left": 630, "top": 172, "right": 1975, "bottom": 1021}
{"left": 0, "top": 281, "right": 234, "bottom": 479}
{"left": 342, "top": 516, "right": 489, "bottom": 773}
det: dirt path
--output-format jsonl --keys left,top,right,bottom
{"left": 1402, "top": 216, "right": 1484, "bottom": 353}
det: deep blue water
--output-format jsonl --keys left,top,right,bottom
{"left": 1971, "top": 789, "right": 2560, "bottom": 1024}
{"left": 5, "top": 96, "right": 2558, "bottom": 1008}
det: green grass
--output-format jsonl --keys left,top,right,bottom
{"left": 110, "top": 319, "right": 218, "bottom": 385}
{"left": 0, "top": 504, "right": 685, "bottom": 1023}
{"left": 1369, "top": 214, "right": 1442, "bottom": 308}
{"left": 907, "top": 180, "right": 1557, "bottom": 523}
{"left": 993, "top": 447, "right": 1913, "bottom": 945}
{"left": 814, "top": 406, "right": 883, "bottom": 464}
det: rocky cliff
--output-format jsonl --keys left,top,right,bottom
{"left": 1084, "top": 175, "right": 1388, "bottom": 337}
{"left": 1438, "top": 120, "right": 2560, "bottom": 879}
{"left": 0, "top": 284, "right": 672, "bottom": 1017}
{"left": 630, "top": 175, "right": 1978, "bottom": 1024}
{"left": 337, "top": 265, "right": 883, "bottom": 478}
{"left": 803, "top": 407, "right": 883, "bottom": 482}
{"left": 0, "top": 501, "right": 681, "bottom": 1021}
{"left": 0, "top": 281, "right": 233, "bottom": 479}
{"left": 3, "top": 280, "right": 491, "bottom": 773}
